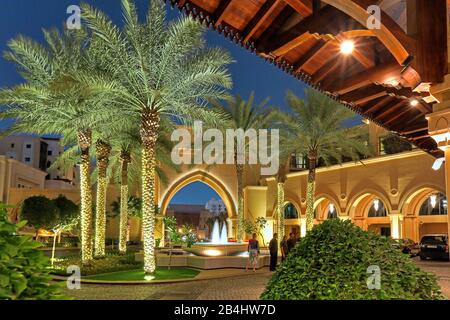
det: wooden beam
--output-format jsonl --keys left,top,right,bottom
{"left": 273, "top": 32, "right": 313, "bottom": 56}
{"left": 399, "top": 126, "right": 428, "bottom": 135}
{"left": 373, "top": 100, "right": 406, "bottom": 121}
{"left": 213, "top": 0, "right": 234, "bottom": 28}
{"left": 364, "top": 96, "right": 394, "bottom": 114}
{"left": 321, "top": 0, "right": 415, "bottom": 65}
{"left": 340, "top": 85, "right": 388, "bottom": 105}
{"left": 311, "top": 56, "right": 341, "bottom": 83}
{"left": 284, "top": 0, "right": 313, "bottom": 16}
{"left": 242, "top": 0, "right": 284, "bottom": 43}
{"left": 292, "top": 39, "right": 326, "bottom": 71}
{"left": 326, "top": 61, "right": 401, "bottom": 94}
{"left": 383, "top": 107, "right": 414, "bottom": 126}
{"left": 259, "top": 5, "right": 357, "bottom": 53}
{"left": 295, "top": 40, "right": 336, "bottom": 72}
{"left": 412, "top": 0, "right": 448, "bottom": 83}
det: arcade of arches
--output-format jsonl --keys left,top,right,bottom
{"left": 109, "top": 148, "right": 448, "bottom": 244}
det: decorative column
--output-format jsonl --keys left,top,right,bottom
{"left": 226, "top": 217, "right": 232, "bottom": 239}
{"left": 389, "top": 212, "right": 403, "bottom": 240}
{"left": 299, "top": 217, "right": 307, "bottom": 238}
{"left": 339, "top": 215, "right": 351, "bottom": 221}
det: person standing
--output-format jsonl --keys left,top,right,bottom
{"left": 269, "top": 233, "right": 278, "bottom": 271}
{"left": 246, "top": 233, "right": 260, "bottom": 272}
{"left": 280, "top": 234, "right": 288, "bottom": 261}
{"left": 287, "top": 233, "right": 296, "bottom": 253}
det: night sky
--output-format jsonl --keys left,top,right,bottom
{"left": 0, "top": 0, "right": 359, "bottom": 205}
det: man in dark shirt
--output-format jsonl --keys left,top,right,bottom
{"left": 286, "top": 233, "right": 296, "bottom": 253}
{"left": 269, "top": 233, "right": 278, "bottom": 271}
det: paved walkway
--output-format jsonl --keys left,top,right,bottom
{"left": 414, "top": 258, "right": 450, "bottom": 299}
{"left": 63, "top": 260, "right": 450, "bottom": 300}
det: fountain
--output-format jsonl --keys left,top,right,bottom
{"left": 183, "top": 219, "right": 247, "bottom": 256}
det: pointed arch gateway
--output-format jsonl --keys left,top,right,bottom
{"left": 159, "top": 170, "right": 237, "bottom": 219}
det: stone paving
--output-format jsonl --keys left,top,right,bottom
{"left": 414, "top": 258, "right": 450, "bottom": 299}
{"left": 63, "top": 260, "right": 450, "bottom": 300}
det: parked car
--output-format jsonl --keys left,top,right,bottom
{"left": 419, "top": 234, "right": 449, "bottom": 261}
{"left": 393, "top": 238, "right": 420, "bottom": 257}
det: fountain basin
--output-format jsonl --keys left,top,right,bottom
{"left": 183, "top": 243, "right": 248, "bottom": 257}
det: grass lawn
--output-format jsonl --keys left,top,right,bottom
{"left": 83, "top": 267, "right": 200, "bottom": 281}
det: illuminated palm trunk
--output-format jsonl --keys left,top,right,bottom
{"left": 236, "top": 163, "right": 244, "bottom": 242}
{"left": 305, "top": 154, "right": 317, "bottom": 231}
{"left": 141, "top": 110, "right": 160, "bottom": 274}
{"left": 119, "top": 150, "right": 131, "bottom": 254}
{"left": 77, "top": 130, "right": 93, "bottom": 264}
{"left": 277, "top": 182, "right": 285, "bottom": 239}
{"left": 94, "top": 140, "right": 111, "bottom": 257}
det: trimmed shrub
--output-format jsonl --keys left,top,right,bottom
{"left": 21, "top": 196, "right": 59, "bottom": 230}
{"left": 261, "top": 219, "right": 443, "bottom": 300}
{"left": 51, "top": 252, "right": 141, "bottom": 276}
{"left": 0, "top": 204, "right": 64, "bottom": 300}
{"left": 382, "top": 133, "right": 412, "bottom": 154}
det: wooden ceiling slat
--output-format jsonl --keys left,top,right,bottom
{"left": 273, "top": 32, "right": 313, "bottom": 57}
{"left": 373, "top": 100, "right": 406, "bottom": 121}
{"left": 242, "top": 0, "right": 284, "bottom": 43}
{"left": 295, "top": 40, "right": 335, "bottom": 72}
{"left": 340, "top": 85, "right": 388, "bottom": 105}
{"left": 312, "top": 56, "right": 341, "bottom": 83}
{"left": 292, "top": 39, "right": 325, "bottom": 71}
{"left": 213, "top": 0, "right": 234, "bottom": 27}
{"left": 259, "top": 5, "right": 362, "bottom": 53}
{"left": 283, "top": 0, "right": 313, "bottom": 17}
{"left": 325, "top": 61, "right": 401, "bottom": 95}
{"left": 383, "top": 107, "right": 415, "bottom": 126}
{"left": 364, "top": 96, "right": 394, "bottom": 114}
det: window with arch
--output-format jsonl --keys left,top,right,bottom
{"left": 419, "top": 193, "right": 447, "bottom": 216}
{"left": 284, "top": 203, "right": 298, "bottom": 219}
{"left": 368, "top": 199, "right": 388, "bottom": 217}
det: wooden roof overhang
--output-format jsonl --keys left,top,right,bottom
{"left": 169, "top": 0, "right": 448, "bottom": 157}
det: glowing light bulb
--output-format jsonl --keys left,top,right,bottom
{"left": 373, "top": 199, "right": 380, "bottom": 212}
{"left": 430, "top": 194, "right": 437, "bottom": 208}
{"left": 340, "top": 40, "right": 354, "bottom": 54}
{"left": 410, "top": 99, "right": 419, "bottom": 107}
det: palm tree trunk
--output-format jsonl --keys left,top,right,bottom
{"left": 236, "top": 162, "right": 244, "bottom": 242}
{"left": 277, "top": 182, "right": 285, "bottom": 239}
{"left": 94, "top": 140, "right": 111, "bottom": 258}
{"left": 77, "top": 129, "right": 93, "bottom": 264}
{"left": 305, "top": 154, "right": 317, "bottom": 231}
{"left": 119, "top": 150, "right": 131, "bottom": 254}
{"left": 140, "top": 109, "right": 160, "bottom": 274}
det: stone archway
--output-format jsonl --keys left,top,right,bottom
{"left": 401, "top": 185, "right": 448, "bottom": 242}
{"left": 348, "top": 190, "right": 392, "bottom": 235}
{"left": 158, "top": 170, "right": 237, "bottom": 241}
{"left": 314, "top": 195, "right": 341, "bottom": 221}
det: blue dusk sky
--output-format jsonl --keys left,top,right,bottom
{"left": 0, "top": 0, "right": 361, "bottom": 205}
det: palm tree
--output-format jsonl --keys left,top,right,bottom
{"left": 82, "top": 0, "right": 232, "bottom": 274}
{"left": 281, "top": 89, "right": 371, "bottom": 231}
{"left": 94, "top": 139, "right": 111, "bottom": 257}
{"left": 210, "top": 93, "right": 274, "bottom": 241}
{"left": 0, "top": 28, "right": 113, "bottom": 264}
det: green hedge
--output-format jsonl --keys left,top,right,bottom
{"left": 0, "top": 204, "right": 64, "bottom": 300}
{"left": 261, "top": 219, "right": 443, "bottom": 300}
{"left": 51, "top": 252, "right": 141, "bottom": 276}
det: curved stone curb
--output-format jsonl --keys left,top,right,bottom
{"left": 51, "top": 269, "right": 272, "bottom": 285}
